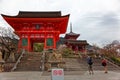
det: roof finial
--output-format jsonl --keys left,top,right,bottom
{"left": 70, "top": 22, "right": 72, "bottom": 33}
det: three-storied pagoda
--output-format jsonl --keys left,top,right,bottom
{"left": 64, "top": 23, "right": 88, "bottom": 53}
{"left": 2, "top": 11, "right": 69, "bottom": 52}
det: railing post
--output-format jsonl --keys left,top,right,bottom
{"left": 41, "top": 52, "right": 45, "bottom": 71}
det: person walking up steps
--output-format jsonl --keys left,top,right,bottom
{"left": 87, "top": 56, "right": 94, "bottom": 75}
{"left": 101, "top": 58, "right": 108, "bottom": 73}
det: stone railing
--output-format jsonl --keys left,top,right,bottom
{"left": 105, "top": 57, "right": 120, "bottom": 69}
{"left": 10, "top": 49, "right": 25, "bottom": 71}
{"left": 40, "top": 51, "right": 45, "bottom": 71}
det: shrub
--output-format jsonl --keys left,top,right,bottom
{"left": 62, "top": 48, "right": 74, "bottom": 57}
{"left": 111, "top": 57, "right": 120, "bottom": 64}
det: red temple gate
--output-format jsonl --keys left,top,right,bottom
{"left": 2, "top": 11, "right": 69, "bottom": 52}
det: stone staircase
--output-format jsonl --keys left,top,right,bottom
{"left": 64, "top": 57, "right": 120, "bottom": 72}
{"left": 13, "top": 52, "right": 120, "bottom": 72}
{"left": 14, "top": 52, "right": 42, "bottom": 71}
{"left": 42, "top": 57, "right": 120, "bottom": 76}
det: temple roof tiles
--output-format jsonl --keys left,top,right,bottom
{"left": 67, "top": 40, "right": 88, "bottom": 45}
{"left": 66, "top": 32, "right": 80, "bottom": 36}
{"left": 1, "top": 11, "right": 69, "bottom": 18}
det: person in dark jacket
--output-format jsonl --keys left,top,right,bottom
{"left": 87, "top": 56, "right": 94, "bottom": 74}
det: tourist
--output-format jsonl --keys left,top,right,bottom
{"left": 101, "top": 58, "right": 108, "bottom": 73}
{"left": 87, "top": 56, "right": 94, "bottom": 74}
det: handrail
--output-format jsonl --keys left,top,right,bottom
{"left": 105, "top": 57, "right": 120, "bottom": 69}
{"left": 41, "top": 51, "right": 45, "bottom": 71}
{"left": 10, "top": 49, "right": 25, "bottom": 71}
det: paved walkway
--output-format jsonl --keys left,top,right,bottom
{"left": 0, "top": 71, "right": 120, "bottom": 80}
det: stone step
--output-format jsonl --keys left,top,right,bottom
{"left": 14, "top": 52, "right": 42, "bottom": 71}
{"left": 15, "top": 67, "right": 41, "bottom": 71}
{"left": 64, "top": 68, "right": 87, "bottom": 71}
{"left": 17, "top": 63, "right": 41, "bottom": 66}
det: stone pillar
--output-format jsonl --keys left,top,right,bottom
{"left": 0, "top": 51, "right": 3, "bottom": 61}
{"left": 0, "top": 51, "right": 5, "bottom": 72}
{"left": 9, "top": 52, "right": 15, "bottom": 62}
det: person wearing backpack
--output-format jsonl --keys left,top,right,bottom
{"left": 87, "top": 56, "right": 94, "bottom": 74}
{"left": 101, "top": 58, "right": 108, "bottom": 73}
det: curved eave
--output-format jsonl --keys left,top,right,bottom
{"left": 1, "top": 14, "right": 69, "bottom": 34}
{"left": 1, "top": 14, "right": 69, "bottom": 18}
{"left": 67, "top": 40, "right": 89, "bottom": 45}
{"left": 64, "top": 34, "right": 80, "bottom": 39}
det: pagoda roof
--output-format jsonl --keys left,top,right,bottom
{"left": 64, "top": 23, "right": 80, "bottom": 39}
{"left": 1, "top": 11, "right": 64, "bottom": 18}
{"left": 64, "top": 32, "right": 80, "bottom": 39}
{"left": 66, "top": 32, "right": 80, "bottom": 36}
{"left": 67, "top": 39, "right": 89, "bottom": 45}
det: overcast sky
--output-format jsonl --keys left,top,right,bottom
{"left": 0, "top": 0, "right": 120, "bottom": 47}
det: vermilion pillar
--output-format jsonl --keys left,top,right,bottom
{"left": 28, "top": 34, "right": 31, "bottom": 52}
{"left": 44, "top": 33, "right": 47, "bottom": 50}
{"left": 53, "top": 36, "right": 56, "bottom": 49}
{"left": 18, "top": 35, "right": 22, "bottom": 52}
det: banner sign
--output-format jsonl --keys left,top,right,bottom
{"left": 51, "top": 68, "right": 64, "bottom": 80}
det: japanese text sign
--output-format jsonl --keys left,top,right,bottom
{"left": 51, "top": 68, "right": 64, "bottom": 80}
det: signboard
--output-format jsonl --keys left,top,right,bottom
{"left": 51, "top": 68, "right": 64, "bottom": 80}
